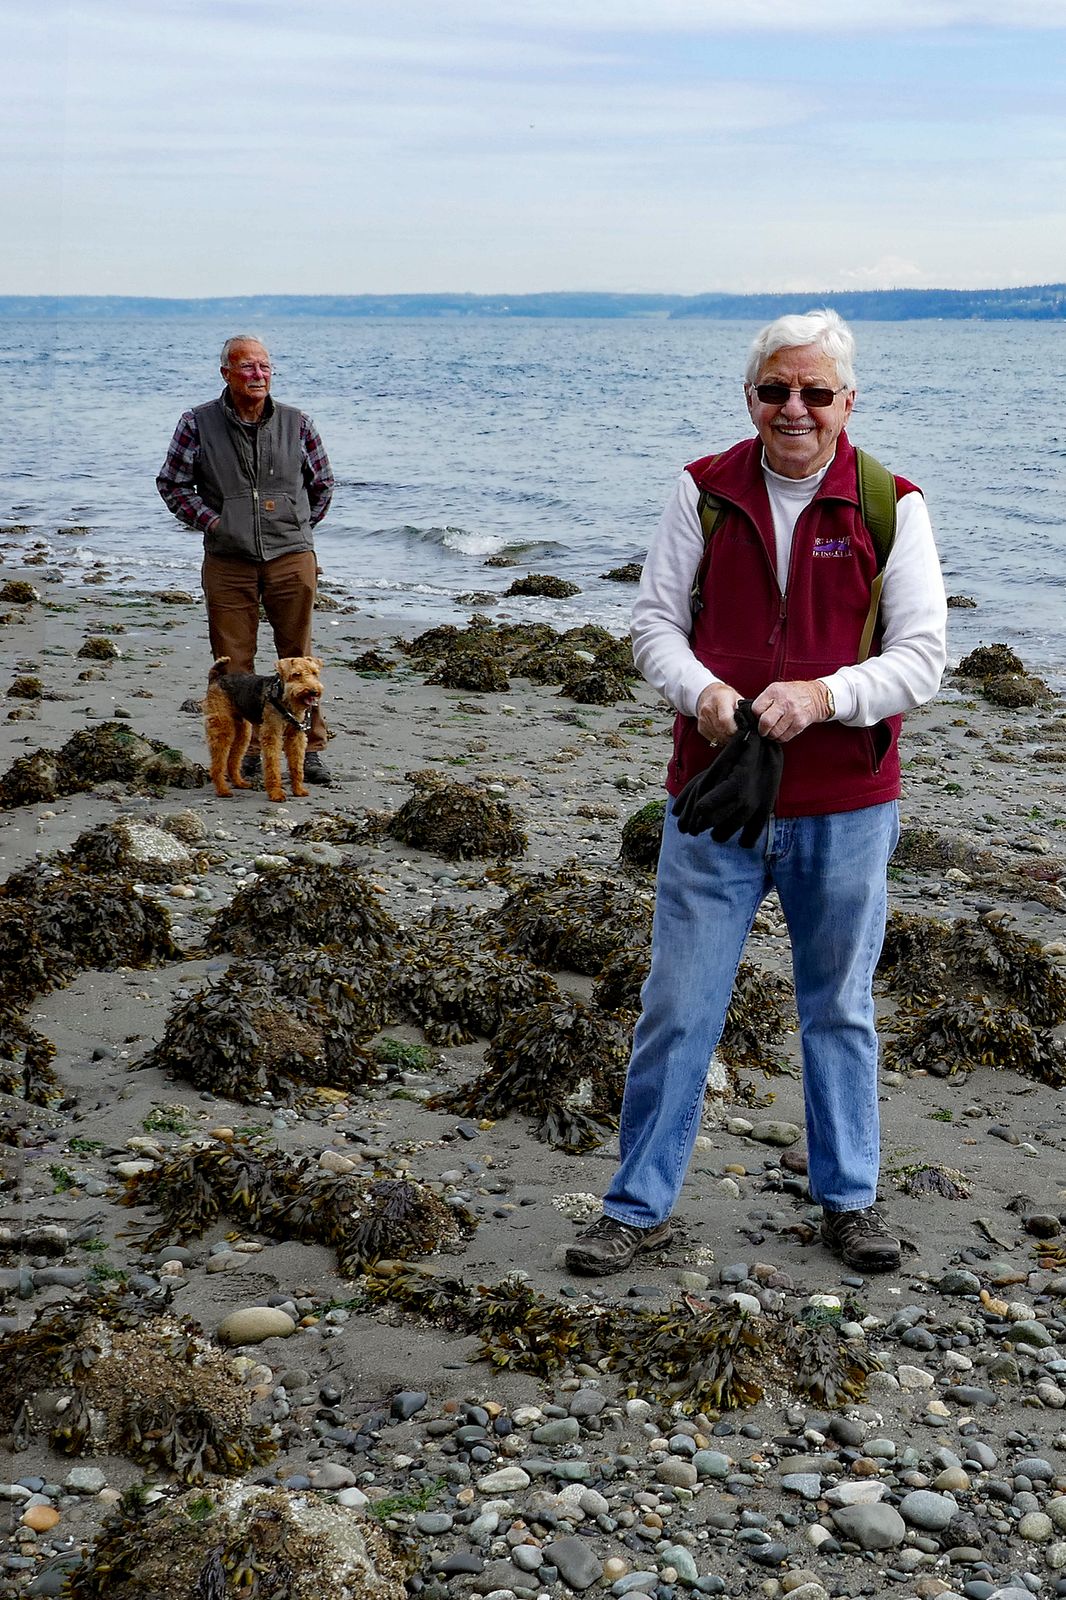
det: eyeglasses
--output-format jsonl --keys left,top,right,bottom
{"left": 230, "top": 362, "right": 272, "bottom": 376}
{"left": 751, "top": 383, "right": 847, "bottom": 408}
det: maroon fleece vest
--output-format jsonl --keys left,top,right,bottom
{"left": 667, "top": 432, "right": 919, "bottom": 818}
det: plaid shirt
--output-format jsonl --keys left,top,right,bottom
{"left": 156, "top": 396, "right": 334, "bottom": 535}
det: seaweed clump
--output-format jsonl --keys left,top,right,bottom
{"left": 718, "top": 960, "right": 797, "bottom": 1073}
{"left": 0, "top": 1293, "right": 276, "bottom": 1483}
{"left": 0, "top": 722, "right": 208, "bottom": 809}
{"left": 387, "top": 775, "right": 526, "bottom": 861}
{"left": 67, "top": 819, "right": 198, "bottom": 882}
{"left": 492, "top": 866, "right": 653, "bottom": 975}
{"left": 6, "top": 675, "right": 42, "bottom": 699}
{"left": 559, "top": 665, "right": 635, "bottom": 705}
{"left": 0, "top": 862, "right": 179, "bottom": 1014}
{"left": 885, "top": 997, "right": 1066, "bottom": 1086}
{"left": 0, "top": 1013, "right": 62, "bottom": 1105}
{"left": 896, "top": 1164, "right": 971, "bottom": 1200}
{"left": 0, "top": 580, "right": 39, "bottom": 603}
{"left": 505, "top": 573, "right": 581, "bottom": 598}
{"left": 139, "top": 951, "right": 391, "bottom": 1104}
{"left": 878, "top": 911, "right": 1066, "bottom": 1024}
{"left": 783, "top": 1305, "right": 882, "bottom": 1407}
{"left": 613, "top": 1299, "right": 767, "bottom": 1413}
{"left": 399, "top": 911, "right": 557, "bottom": 1045}
{"left": 123, "top": 1138, "right": 476, "bottom": 1277}
{"left": 954, "top": 644, "right": 1052, "bottom": 709}
{"left": 602, "top": 562, "right": 643, "bottom": 582}
{"left": 432, "top": 993, "right": 630, "bottom": 1150}
{"left": 620, "top": 798, "right": 667, "bottom": 871}
{"left": 77, "top": 636, "right": 120, "bottom": 660}
{"left": 427, "top": 638, "right": 510, "bottom": 692}
{"left": 66, "top": 1483, "right": 406, "bottom": 1600}
{"left": 207, "top": 861, "right": 398, "bottom": 957}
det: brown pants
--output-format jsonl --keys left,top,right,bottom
{"left": 201, "top": 549, "right": 329, "bottom": 751}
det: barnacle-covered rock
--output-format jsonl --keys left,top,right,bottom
{"left": 620, "top": 798, "right": 667, "bottom": 870}
{"left": 137, "top": 746, "right": 207, "bottom": 790}
{"left": 505, "top": 573, "right": 581, "bottom": 598}
{"left": 67, "top": 1482, "right": 406, "bottom": 1600}
{"left": 885, "top": 998, "right": 1066, "bottom": 1085}
{"left": 160, "top": 808, "right": 209, "bottom": 845}
{"left": 433, "top": 993, "right": 629, "bottom": 1150}
{"left": 290, "top": 809, "right": 373, "bottom": 843}
{"left": 139, "top": 952, "right": 389, "bottom": 1103}
{"left": 59, "top": 723, "right": 156, "bottom": 783}
{"left": 387, "top": 776, "right": 526, "bottom": 861}
{"left": 207, "top": 861, "right": 398, "bottom": 956}
{"left": 68, "top": 820, "right": 197, "bottom": 882}
{"left": 893, "top": 826, "right": 997, "bottom": 875}
{"left": 122, "top": 1139, "right": 476, "bottom": 1277}
{"left": 0, "top": 1294, "right": 276, "bottom": 1483}
{"left": 492, "top": 866, "right": 653, "bottom": 975}
{"left": 602, "top": 562, "right": 643, "bottom": 582}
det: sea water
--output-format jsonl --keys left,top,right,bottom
{"left": 1, "top": 314, "right": 1063, "bottom": 684}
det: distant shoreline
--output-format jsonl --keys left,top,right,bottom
{"left": 2, "top": 284, "right": 1065, "bottom": 321}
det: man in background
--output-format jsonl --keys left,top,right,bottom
{"left": 157, "top": 335, "right": 334, "bottom": 782}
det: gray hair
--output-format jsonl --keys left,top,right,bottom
{"left": 220, "top": 335, "right": 269, "bottom": 368}
{"left": 744, "top": 308, "right": 856, "bottom": 390}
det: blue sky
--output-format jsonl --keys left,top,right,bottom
{"left": 6, "top": 0, "right": 1066, "bottom": 295}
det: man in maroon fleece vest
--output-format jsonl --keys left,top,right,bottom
{"left": 566, "top": 308, "right": 947, "bottom": 1279}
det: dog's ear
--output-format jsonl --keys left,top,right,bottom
{"left": 275, "top": 658, "right": 294, "bottom": 677}
{"left": 311, "top": 657, "right": 323, "bottom": 671}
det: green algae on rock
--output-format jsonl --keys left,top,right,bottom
{"left": 620, "top": 798, "right": 667, "bottom": 871}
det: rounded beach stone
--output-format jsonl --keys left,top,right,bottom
{"left": 21, "top": 1505, "right": 60, "bottom": 1532}
{"left": 1018, "top": 1511, "right": 1054, "bottom": 1542}
{"left": 216, "top": 1307, "right": 296, "bottom": 1345}
{"left": 830, "top": 1503, "right": 906, "bottom": 1549}
{"left": 898, "top": 1490, "right": 957, "bottom": 1531}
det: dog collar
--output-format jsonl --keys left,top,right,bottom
{"left": 266, "top": 674, "right": 315, "bottom": 733}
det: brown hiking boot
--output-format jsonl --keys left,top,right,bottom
{"left": 564, "top": 1214, "right": 673, "bottom": 1277}
{"left": 821, "top": 1206, "right": 901, "bottom": 1273}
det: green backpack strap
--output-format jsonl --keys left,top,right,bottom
{"left": 854, "top": 447, "right": 897, "bottom": 663}
{"left": 689, "top": 458, "right": 725, "bottom": 616}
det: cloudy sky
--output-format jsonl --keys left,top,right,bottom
{"left": 7, "top": 1, "right": 1066, "bottom": 296}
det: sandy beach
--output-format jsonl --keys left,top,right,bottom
{"left": 1, "top": 553, "right": 1065, "bottom": 1600}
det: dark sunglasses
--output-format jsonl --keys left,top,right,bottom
{"left": 751, "top": 383, "right": 847, "bottom": 407}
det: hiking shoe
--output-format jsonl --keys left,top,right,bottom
{"left": 303, "top": 751, "right": 332, "bottom": 785}
{"left": 564, "top": 1215, "right": 673, "bottom": 1277}
{"left": 240, "top": 752, "right": 261, "bottom": 781}
{"left": 821, "top": 1206, "right": 900, "bottom": 1273}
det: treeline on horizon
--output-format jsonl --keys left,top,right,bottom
{"left": 1, "top": 285, "right": 1065, "bottom": 320}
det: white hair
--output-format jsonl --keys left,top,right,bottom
{"left": 220, "top": 335, "right": 269, "bottom": 368}
{"left": 744, "top": 308, "right": 856, "bottom": 390}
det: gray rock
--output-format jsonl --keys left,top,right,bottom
{"left": 692, "top": 1450, "right": 732, "bottom": 1479}
{"left": 216, "top": 1307, "right": 296, "bottom": 1345}
{"left": 831, "top": 1503, "right": 906, "bottom": 1549}
{"left": 781, "top": 1474, "right": 823, "bottom": 1500}
{"left": 659, "top": 1544, "right": 699, "bottom": 1585}
{"left": 308, "top": 1463, "right": 356, "bottom": 1490}
{"left": 568, "top": 1388, "right": 607, "bottom": 1417}
{"left": 532, "top": 1418, "right": 580, "bottom": 1446}
{"left": 749, "top": 1121, "right": 802, "bottom": 1147}
{"left": 899, "top": 1490, "right": 957, "bottom": 1530}
{"left": 476, "top": 1467, "right": 530, "bottom": 1493}
{"left": 656, "top": 1458, "right": 698, "bottom": 1489}
{"left": 1013, "top": 1456, "right": 1054, "bottom": 1480}
{"left": 416, "top": 1512, "right": 455, "bottom": 1535}
{"left": 1003, "top": 1320, "right": 1053, "bottom": 1348}
{"left": 544, "top": 1537, "right": 602, "bottom": 1590}
{"left": 391, "top": 1390, "right": 428, "bottom": 1420}
{"left": 63, "top": 1467, "right": 107, "bottom": 1494}
{"left": 1017, "top": 1512, "right": 1053, "bottom": 1541}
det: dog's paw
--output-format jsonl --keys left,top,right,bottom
{"left": 292, "top": 784, "right": 310, "bottom": 798}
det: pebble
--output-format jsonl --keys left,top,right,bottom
{"left": 831, "top": 1503, "right": 906, "bottom": 1549}
{"left": 545, "top": 1537, "right": 603, "bottom": 1589}
{"left": 899, "top": 1490, "right": 958, "bottom": 1530}
{"left": 216, "top": 1307, "right": 296, "bottom": 1344}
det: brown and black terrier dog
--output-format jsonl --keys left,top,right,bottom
{"left": 204, "top": 655, "right": 323, "bottom": 802}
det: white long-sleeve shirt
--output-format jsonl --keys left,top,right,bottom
{"left": 631, "top": 453, "right": 948, "bottom": 727}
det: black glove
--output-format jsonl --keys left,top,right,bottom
{"left": 672, "top": 700, "right": 783, "bottom": 847}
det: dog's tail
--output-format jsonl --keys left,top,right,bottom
{"left": 208, "top": 656, "right": 232, "bottom": 683}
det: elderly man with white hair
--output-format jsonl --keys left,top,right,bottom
{"left": 566, "top": 308, "right": 947, "bottom": 1278}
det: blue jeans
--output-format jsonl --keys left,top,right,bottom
{"left": 604, "top": 801, "right": 900, "bottom": 1225}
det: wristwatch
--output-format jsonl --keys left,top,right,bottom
{"left": 824, "top": 684, "right": 836, "bottom": 720}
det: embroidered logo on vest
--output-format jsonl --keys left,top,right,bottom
{"left": 813, "top": 535, "right": 852, "bottom": 558}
